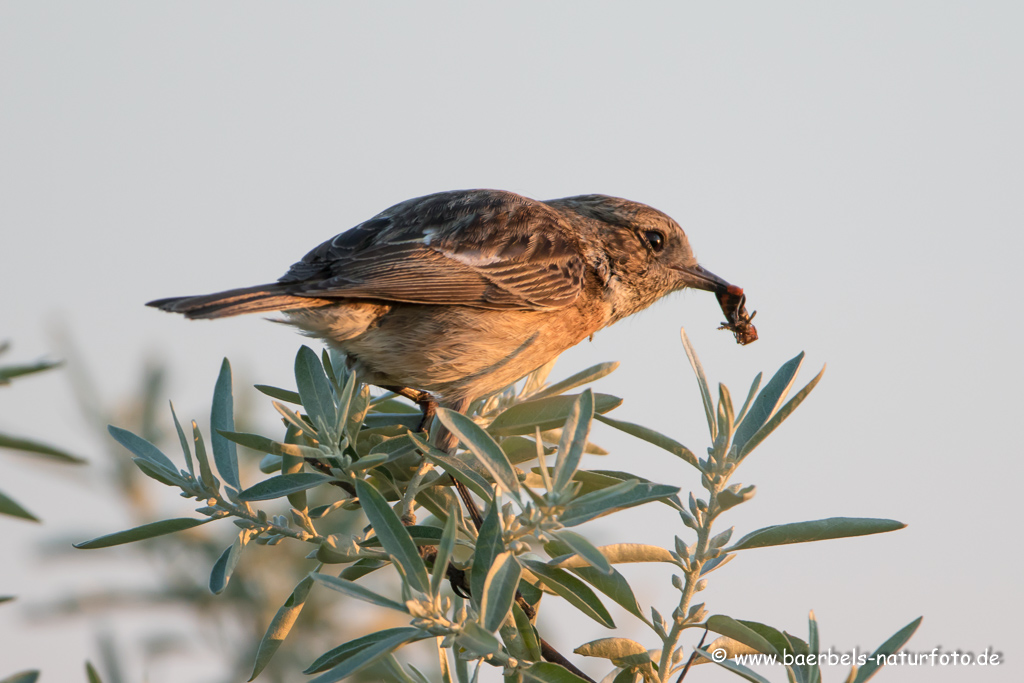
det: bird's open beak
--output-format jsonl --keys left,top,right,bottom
{"left": 673, "top": 264, "right": 738, "bottom": 295}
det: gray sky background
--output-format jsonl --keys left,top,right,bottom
{"left": 2, "top": 2, "right": 1021, "bottom": 681}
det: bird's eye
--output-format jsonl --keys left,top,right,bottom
{"left": 644, "top": 231, "right": 665, "bottom": 253}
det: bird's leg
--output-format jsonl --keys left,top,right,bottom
{"left": 382, "top": 385, "right": 437, "bottom": 433}
{"left": 381, "top": 388, "right": 484, "bottom": 529}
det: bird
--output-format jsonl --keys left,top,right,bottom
{"left": 149, "top": 188, "right": 752, "bottom": 433}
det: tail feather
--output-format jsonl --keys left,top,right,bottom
{"left": 147, "top": 284, "right": 331, "bottom": 320}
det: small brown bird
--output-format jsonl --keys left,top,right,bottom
{"left": 149, "top": 189, "right": 752, "bottom": 416}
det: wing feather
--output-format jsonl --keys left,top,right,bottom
{"left": 277, "top": 190, "right": 585, "bottom": 310}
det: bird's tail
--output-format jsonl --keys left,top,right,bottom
{"left": 147, "top": 284, "right": 330, "bottom": 320}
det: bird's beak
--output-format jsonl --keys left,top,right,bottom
{"left": 673, "top": 264, "right": 737, "bottom": 294}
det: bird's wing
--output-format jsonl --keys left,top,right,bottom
{"left": 277, "top": 190, "right": 586, "bottom": 310}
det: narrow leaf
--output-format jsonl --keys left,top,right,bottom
{"left": 437, "top": 408, "right": 521, "bottom": 503}
{"left": 431, "top": 509, "right": 459, "bottom": 596}
{"left": 521, "top": 662, "right": 591, "bottom": 682}
{"left": 487, "top": 393, "right": 622, "bottom": 436}
{"left": 726, "top": 517, "right": 906, "bottom": 552}
{"left": 693, "top": 648, "right": 773, "bottom": 683}
{"left": 305, "top": 628, "right": 423, "bottom": 674}
{"left": 480, "top": 552, "right": 522, "bottom": 632}
{"left": 739, "top": 364, "right": 825, "bottom": 459}
{"left": 594, "top": 414, "right": 699, "bottom": 470}
{"left": 75, "top": 517, "right": 212, "bottom": 549}
{"left": 254, "top": 384, "right": 302, "bottom": 404}
{"left": 705, "top": 615, "right": 779, "bottom": 656}
{"left": 210, "top": 358, "right": 241, "bottom": 490}
{"left": 107, "top": 426, "right": 177, "bottom": 474}
{"left": 529, "top": 362, "right": 619, "bottom": 399}
{"left": 192, "top": 421, "right": 220, "bottom": 493}
{"left": 851, "top": 617, "right": 923, "bottom": 683}
{"left": 309, "top": 629, "right": 425, "bottom": 683}
{"left": 0, "top": 490, "right": 39, "bottom": 522}
{"left": 471, "top": 503, "right": 504, "bottom": 611}
{"left": 169, "top": 402, "right": 194, "bottom": 476}
{"left": 552, "top": 390, "right": 593, "bottom": 493}
{"left": 680, "top": 327, "right": 716, "bottom": 440}
{"left": 237, "top": 473, "right": 332, "bottom": 501}
{"left": 733, "top": 352, "right": 804, "bottom": 454}
{"left": 523, "top": 560, "right": 614, "bottom": 628}
{"left": 295, "top": 345, "right": 339, "bottom": 436}
{"left": 0, "top": 433, "right": 85, "bottom": 464}
{"left": 560, "top": 479, "right": 680, "bottom": 527}
{"left": 210, "top": 532, "right": 248, "bottom": 594}
{"left": 249, "top": 575, "right": 315, "bottom": 680}
{"left": 311, "top": 573, "right": 409, "bottom": 613}
{"left": 355, "top": 480, "right": 430, "bottom": 594}
{"left": 553, "top": 530, "right": 612, "bottom": 575}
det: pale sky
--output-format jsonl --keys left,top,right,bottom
{"left": 2, "top": 2, "right": 1022, "bottom": 682}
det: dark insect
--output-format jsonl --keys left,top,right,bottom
{"left": 716, "top": 285, "right": 758, "bottom": 345}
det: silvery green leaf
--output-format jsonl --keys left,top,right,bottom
{"left": 738, "top": 364, "right": 825, "bottom": 460}
{"left": 725, "top": 517, "right": 906, "bottom": 552}
{"left": 339, "top": 558, "right": 387, "bottom": 580}
{"left": 431, "top": 509, "right": 459, "bottom": 596}
{"left": 487, "top": 393, "right": 622, "bottom": 436}
{"left": 470, "top": 503, "right": 504, "bottom": 611}
{"left": 552, "top": 390, "right": 593, "bottom": 494}
{"left": 693, "top": 648, "right": 773, "bottom": 683}
{"left": 295, "top": 345, "right": 339, "bottom": 437}
{"left": 680, "top": 327, "right": 716, "bottom": 440}
{"left": 254, "top": 384, "right": 302, "bottom": 404}
{"left": 521, "top": 662, "right": 591, "bottom": 682}
{"left": 594, "top": 414, "right": 699, "bottom": 471}
{"left": 237, "top": 473, "right": 332, "bottom": 501}
{"left": 74, "top": 517, "right": 212, "bottom": 549}
{"left": 0, "top": 357, "right": 59, "bottom": 383}
{"left": 544, "top": 540, "right": 645, "bottom": 622}
{"left": 354, "top": 480, "right": 430, "bottom": 594}
{"left": 523, "top": 560, "right": 614, "bottom": 628}
{"left": 310, "top": 573, "right": 409, "bottom": 613}
{"left": 705, "top": 615, "right": 779, "bottom": 656}
{"left": 169, "top": 402, "right": 194, "bottom": 476}
{"left": 560, "top": 479, "right": 680, "bottom": 527}
{"left": 107, "top": 425, "right": 177, "bottom": 474}
{"left": 529, "top": 362, "right": 619, "bottom": 400}
{"left": 455, "top": 620, "right": 502, "bottom": 658}
{"left": 304, "top": 628, "right": 424, "bottom": 675}
{"left": 85, "top": 661, "right": 102, "bottom": 683}
{"left": 0, "top": 490, "right": 38, "bottom": 522}
{"left": 191, "top": 421, "right": 220, "bottom": 493}
{"left": 210, "top": 358, "right": 241, "bottom": 490}
{"left": 480, "top": 551, "right": 521, "bottom": 632}
{"left": 363, "top": 413, "right": 421, "bottom": 430}
{"left": 552, "top": 529, "right": 612, "bottom": 575}
{"left": 732, "top": 352, "right": 804, "bottom": 456}
{"left": 574, "top": 637, "right": 650, "bottom": 666}
{"left": 249, "top": 574, "right": 315, "bottom": 680}
{"left": 0, "top": 671, "right": 40, "bottom": 683}
{"left": 210, "top": 531, "right": 248, "bottom": 594}
{"left": 410, "top": 432, "right": 493, "bottom": 504}
{"left": 513, "top": 603, "right": 543, "bottom": 661}
{"left": 132, "top": 457, "right": 184, "bottom": 486}
{"left": 850, "top": 617, "right": 922, "bottom": 683}
{"left": 0, "top": 433, "right": 85, "bottom": 464}
{"left": 735, "top": 372, "right": 763, "bottom": 425}
{"left": 437, "top": 408, "right": 521, "bottom": 504}
{"left": 808, "top": 611, "right": 821, "bottom": 683}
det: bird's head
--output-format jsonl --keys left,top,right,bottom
{"left": 544, "top": 194, "right": 739, "bottom": 321}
